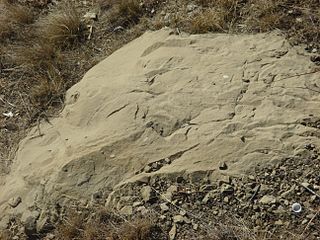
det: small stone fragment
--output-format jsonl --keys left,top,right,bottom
{"left": 136, "top": 206, "right": 148, "bottom": 215}
{"left": 83, "top": 12, "right": 98, "bottom": 20}
{"left": 220, "top": 184, "right": 234, "bottom": 194}
{"left": 8, "top": 197, "right": 21, "bottom": 208}
{"left": 179, "top": 209, "right": 187, "bottom": 216}
{"left": 193, "top": 223, "right": 199, "bottom": 230}
{"left": 169, "top": 223, "right": 177, "bottom": 240}
{"left": 21, "top": 210, "right": 40, "bottom": 225}
{"left": 259, "top": 195, "right": 276, "bottom": 205}
{"left": 160, "top": 203, "right": 169, "bottom": 212}
{"left": 218, "top": 175, "right": 231, "bottom": 185}
{"left": 162, "top": 185, "right": 178, "bottom": 201}
{"left": 310, "top": 195, "right": 317, "bottom": 202}
{"left": 173, "top": 215, "right": 185, "bottom": 223}
{"left": 219, "top": 161, "right": 228, "bottom": 170}
{"left": 248, "top": 175, "right": 255, "bottom": 181}
{"left": 144, "top": 165, "right": 152, "bottom": 173}
{"left": 140, "top": 186, "right": 153, "bottom": 202}
{"left": 120, "top": 206, "right": 133, "bottom": 216}
{"left": 274, "top": 220, "right": 283, "bottom": 226}
{"left": 164, "top": 158, "right": 171, "bottom": 164}
{"left": 132, "top": 201, "right": 143, "bottom": 208}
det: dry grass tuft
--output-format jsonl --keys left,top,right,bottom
{"left": 190, "top": 9, "right": 226, "bottom": 33}
{"left": 39, "top": 2, "right": 85, "bottom": 48}
{"left": 110, "top": 220, "right": 165, "bottom": 240}
{"left": 0, "top": 1, "right": 33, "bottom": 40}
{"left": 12, "top": 42, "right": 61, "bottom": 72}
{"left": 30, "top": 74, "right": 63, "bottom": 109}
{"left": 5, "top": 2, "right": 34, "bottom": 24}
{"left": 108, "top": 0, "right": 143, "bottom": 27}
{"left": 95, "top": 0, "right": 116, "bottom": 10}
{"left": 0, "top": 18, "right": 14, "bottom": 40}
{"left": 54, "top": 210, "right": 166, "bottom": 240}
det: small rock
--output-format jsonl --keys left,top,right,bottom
{"left": 144, "top": 165, "right": 152, "bottom": 173}
{"left": 173, "top": 215, "right": 185, "bottom": 223}
{"left": 132, "top": 201, "right": 143, "bottom": 208}
{"left": 120, "top": 206, "right": 133, "bottom": 216}
{"left": 8, "top": 197, "right": 21, "bottom": 208}
{"left": 152, "top": 162, "right": 159, "bottom": 169}
{"left": 259, "top": 195, "right": 276, "bottom": 205}
{"left": 310, "top": 195, "right": 317, "bottom": 202}
{"left": 307, "top": 214, "right": 315, "bottom": 219}
{"left": 248, "top": 175, "right": 255, "bottom": 181}
{"left": 274, "top": 220, "right": 283, "bottom": 226}
{"left": 164, "top": 158, "right": 171, "bottom": 164}
{"left": 160, "top": 203, "right": 170, "bottom": 212}
{"left": 218, "top": 176, "right": 231, "bottom": 185}
{"left": 179, "top": 209, "right": 187, "bottom": 216}
{"left": 220, "top": 184, "right": 234, "bottom": 194}
{"left": 186, "top": 3, "right": 197, "bottom": 12}
{"left": 169, "top": 223, "right": 177, "bottom": 240}
{"left": 140, "top": 186, "right": 154, "bottom": 202}
{"left": 302, "top": 219, "right": 309, "bottom": 225}
{"left": 212, "top": 210, "right": 219, "bottom": 215}
{"left": 167, "top": 185, "right": 178, "bottom": 193}
{"left": 193, "top": 223, "right": 199, "bottom": 230}
{"left": 136, "top": 206, "right": 148, "bottom": 215}
{"left": 219, "top": 161, "right": 228, "bottom": 170}
{"left": 163, "top": 185, "right": 177, "bottom": 201}
{"left": 21, "top": 210, "right": 40, "bottom": 224}
{"left": 83, "top": 12, "right": 97, "bottom": 20}
{"left": 280, "top": 188, "right": 294, "bottom": 198}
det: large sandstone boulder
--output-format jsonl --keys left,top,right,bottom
{"left": 1, "top": 29, "right": 320, "bottom": 217}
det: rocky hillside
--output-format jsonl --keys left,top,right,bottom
{"left": 1, "top": 29, "right": 320, "bottom": 239}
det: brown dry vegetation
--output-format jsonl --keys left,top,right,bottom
{"left": 44, "top": 210, "right": 166, "bottom": 240}
{"left": 0, "top": 0, "right": 320, "bottom": 239}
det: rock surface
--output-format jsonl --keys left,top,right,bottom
{"left": 0, "top": 29, "right": 320, "bottom": 226}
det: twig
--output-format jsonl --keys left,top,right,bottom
{"left": 249, "top": 184, "right": 261, "bottom": 202}
{"left": 295, "top": 180, "right": 320, "bottom": 199}
{"left": 301, "top": 208, "right": 320, "bottom": 237}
